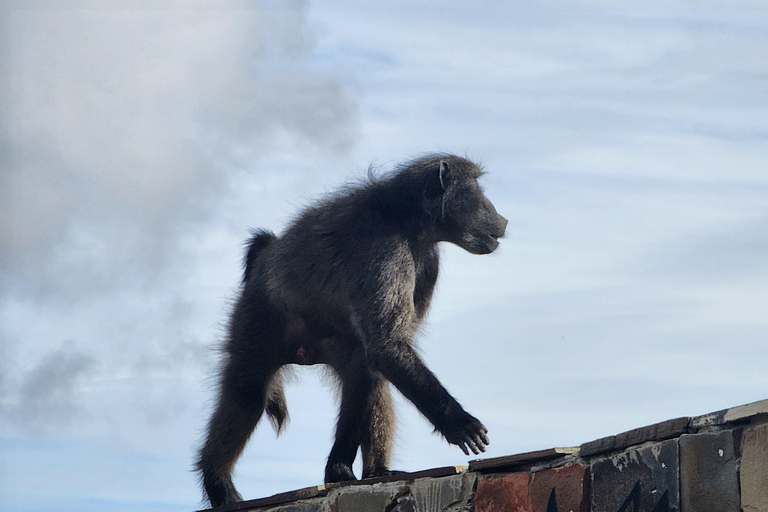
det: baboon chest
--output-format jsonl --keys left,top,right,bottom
{"left": 412, "top": 249, "right": 439, "bottom": 320}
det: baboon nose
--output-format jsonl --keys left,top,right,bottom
{"left": 497, "top": 215, "right": 508, "bottom": 237}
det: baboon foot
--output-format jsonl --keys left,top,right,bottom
{"left": 324, "top": 462, "right": 357, "bottom": 483}
{"left": 203, "top": 474, "right": 243, "bottom": 508}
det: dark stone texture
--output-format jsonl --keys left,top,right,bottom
{"left": 741, "top": 424, "right": 768, "bottom": 512}
{"left": 410, "top": 473, "right": 475, "bottom": 512}
{"left": 389, "top": 493, "right": 417, "bottom": 512}
{"left": 475, "top": 473, "right": 532, "bottom": 512}
{"left": 580, "top": 417, "right": 689, "bottom": 457}
{"left": 591, "top": 439, "right": 679, "bottom": 512}
{"left": 529, "top": 463, "right": 589, "bottom": 512}
{"left": 679, "top": 431, "right": 740, "bottom": 512}
{"left": 335, "top": 482, "right": 408, "bottom": 512}
{"left": 270, "top": 501, "right": 329, "bottom": 512}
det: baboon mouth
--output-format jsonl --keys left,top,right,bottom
{"left": 482, "top": 234, "right": 501, "bottom": 254}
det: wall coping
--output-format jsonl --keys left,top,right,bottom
{"left": 197, "top": 397, "right": 768, "bottom": 512}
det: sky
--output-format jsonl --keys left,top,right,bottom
{"left": 1, "top": 1, "right": 767, "bottom": 511}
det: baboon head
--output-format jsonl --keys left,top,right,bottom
{"left": 436, "top": 159, "right": 508, "bottom": 255}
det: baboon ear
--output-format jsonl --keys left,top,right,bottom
{"left": 424, "top": 160, "right": 449, "bottom": 199}
{"left": 439, "top": 160, "right": 451, "bottom": 191}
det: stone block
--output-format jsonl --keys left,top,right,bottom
{"left": 271, "top": 500, "right": 331, "bottom": 512}
{"left": 741, "top": 424, "right": 768, "bottom": 512}
{"left": 529, "top": 464, "right": 588, "bottom": 512}
{"left": 335, "top": 481, "right": 409, "bottom": 512}
{"left": 410, "top": 473, "right": 476, "bottom": 512}
{"left": 389, "top": 493, "right": 417, "bottom": 512}
{"left": 591, "top": 439, "right": 679, "bottom": 512}
{"left": 679, "top": 431, "right": 739, "bottom": 512}
{"left": 475, "top": 473, "right": 532, "bottom": 512}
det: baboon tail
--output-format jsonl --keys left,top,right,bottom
{"left": 243, "top": 229, "right": 277, "bottom": 284}
{"left": 265, "top": 372, "right": 289, "bottom": 435}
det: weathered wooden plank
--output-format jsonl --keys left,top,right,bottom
{"left": 690, "top": 398, "right": 768, "bottom": 429}
{"left": 580, "top": 416, "right": 690, "bottom": 457}
{"left": 197, "top": 484, "right": 328, "bottom": 512}
{"left": 468, "top": 447, "right": 579, "bottom": 472}
{"left": 334, "top": 465, "right": 467, "bottom": 487}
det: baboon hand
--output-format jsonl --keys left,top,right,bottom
{"left": 442, "top": 411, "right": 489, "bottom": 456}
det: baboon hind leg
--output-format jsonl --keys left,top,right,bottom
{"left": 196, "top": 372, "right": 271, "bottom": 507}
{"left": 361, "top": 376, "right": 395, "bottom": 479}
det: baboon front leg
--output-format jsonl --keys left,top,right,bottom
{"left": 324, "top": 370, "right": 367, "bottom": 483}
{"left": 361, "top": 376, "right": 395, "bottom": 479}
{"left": 373, "top": 340, "right": 489, "bottom": 456}
{"left": 324, "top": 341, "right": 397, "bottom": 484}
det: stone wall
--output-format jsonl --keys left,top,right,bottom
{"left": 199, "top": 398, "right": 768, "bottom": 512}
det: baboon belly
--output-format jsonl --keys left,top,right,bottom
{"left": 283, "top": 311, "right": 352, "bottom": 366}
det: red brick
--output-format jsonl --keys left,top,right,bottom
{"left": 475, "top": 473, "right": 532, "bottom": 512}
{"left": 529, "top": 464, "right": 588, "bottom": 512}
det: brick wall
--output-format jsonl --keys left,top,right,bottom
{"left": 198, "top": 398, "right": 768, "bottom": 512}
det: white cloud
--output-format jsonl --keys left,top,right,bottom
{"left": 0, "top": 4, "right": 358, "bottom": 508}
{"left": 1, "top": 0, "right": 357, "bottom": 298}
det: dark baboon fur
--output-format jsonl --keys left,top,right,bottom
{"left": 196, "top": 154, "right": 508, "bottom": 507}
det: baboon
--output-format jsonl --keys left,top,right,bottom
{"left": 196, "top": 154, "right": 508, "bottom": 507}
